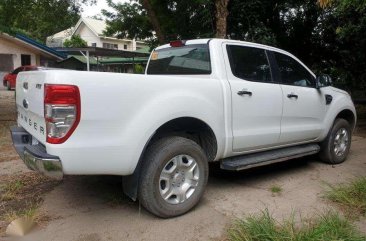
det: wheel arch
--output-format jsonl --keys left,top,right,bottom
{"left": 122, "top": 116, "right": 218, "bottom": 201}
{"left": 335, "top": 109, "right": 356, "bottom": 131}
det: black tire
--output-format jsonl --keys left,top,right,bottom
{"left": 138, "top": 136, "right": 209, "bottom": 218}
{"left": 6, "top": 81, "right": 11, "bottom": 91}
{"left": 319, "top": 118, "right": 352, "bottom": 164}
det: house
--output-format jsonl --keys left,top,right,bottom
{"left": 0, "top": 32, "right": 65, "bottom": 79}
{"left": 56, "top": 47, "right": 150, "bottom": 73}
{"left": 46, "top": 17, "right": 147, "bottom": 51}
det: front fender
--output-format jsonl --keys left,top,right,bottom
{"left": 318, "top": 92, "right": 356, "bottom": 140}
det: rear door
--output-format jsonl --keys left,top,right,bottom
{"left": 16, "top": 71, "right": 47, "bottom": 144}
{"left": 224, "top": 44, "right": 283, "bottom": 152}
{"left": 271, "top": 51, "right": 326, "bottom": 144}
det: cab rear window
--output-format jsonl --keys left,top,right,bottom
{"left": 147, "top": 44, "right": 211, "bottom": 75}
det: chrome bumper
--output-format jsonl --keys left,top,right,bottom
{"left": 10, "top": 126, "right": 63, "bottom": 180}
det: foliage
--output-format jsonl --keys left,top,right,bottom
{"left": 270, "top": 185, "right": 282, "bottom": 194}
{"left": 133, "top": 64, "right": 145, "bottom": 74}
{"left": 0, "top": 0, "right": 96, "bottom": 43}
{"left": 103, "top": 0, "right": 366, "bottom": 96}
{"left": 103, "top": 0, "right": 215, "bottom": 44}
{"left": 325, "top": 177, "right": 366, "bottom": 216}
{"left": 63, "top": 35, "right": 88, "bottom": 48}
{"left": 228, "top": 209, "right": 365, "bottom": 241}
{"left": 103, "top": 0, "right": 154, "bottom": 41}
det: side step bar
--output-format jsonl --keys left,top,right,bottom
{"left": 220, "top": 144, "right": 320, "bottom": 171}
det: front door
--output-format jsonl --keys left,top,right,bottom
{"left": 224, "top": 44, "right": 283, "bottom": 152}
{"left": 271, "top": 51, "right": 326, "bottom": 144}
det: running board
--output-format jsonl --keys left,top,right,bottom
{"left": 220, "top": 144, "right": 320, "bottom": 171}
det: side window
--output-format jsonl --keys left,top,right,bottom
{"left": 274, "top": 52, "right": 315, "bottom": 87}
{"left": 227, "top": 45, "right": 272, "bottom": 83}
{"left": 12, "top": 67, "right": 23, "bottom": 74}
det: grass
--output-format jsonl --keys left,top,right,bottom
{"left": 0, "top": 180, "right": 24, "bottom": 201}
{"left": 0, "top": 173, "right": 60, "bottom": 234}
{"left": 228, "top": 210, "right": 365, "bottom": 241}
{"left": 325, "top": 177, "right": 366, "bottom": 216}
{"left": 270, "top": 185, "right": 282, "bottom": 194}
{"left": 3, "top": 203, "right": 38, "bottom": 223}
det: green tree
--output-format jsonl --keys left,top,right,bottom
{"left": 134, "top": 64, "right": 145, "bottom": 74}
{"left": 104, "top": 0, "right": 365, "bottom": 95}
{"left": 63, "top": 35, "right": 88, "bottom": 47}
{"left": 0, "top": 0, "right": 96, "bottom": 42}
{"left": 103, "top": 0, "right": 216, "bottom": 45}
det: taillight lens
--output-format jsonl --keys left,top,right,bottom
{"left": 44, "top": 84, "right": 80, "bottom": 144}
{"left": 170, "top": 40, "right": 186, "bottom": 47}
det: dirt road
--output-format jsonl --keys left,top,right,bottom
{"left": 1, "top": 88, "right": 365, "bottom": 241}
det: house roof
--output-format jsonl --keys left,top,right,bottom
{"left": 0, "top": 32, "right": 66, "bottom": 60}
{"left": 71, "top": 17, "right": 145, "bottom": 43}
{"left": 63, "top": 55, "right": 98, "bottom": 64}
{"left": 15, "top": 34, "right": 67, "bottom": 59}
{"left": 49, "top": 27, "right": 74, "bottom": 39}
{"left": 55, "top": 47, "right": 150, "bottom": 58}
{"left": 135, "top": 46, "right": 151, "bottom": 54}
{"left": 59, "top": 55, "right": 149, "bottom": 65}
{"left": 100, "top": 57, "right": 149, "bottom": 64}
{"left": 74, "top": 17, "right": 107, "bottom": 37}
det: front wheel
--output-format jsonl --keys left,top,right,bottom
{"left": 319, "top": 118, "right": 352, "bottom": 164}
{"left": 138, "top": 136, "right": 208, "bottom": 218}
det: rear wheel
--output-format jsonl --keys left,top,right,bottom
{"left": 319, "top": 118, "right": 352, "bottom": 164}
{"left": 138, "top": 136, "right": 208, "bottom": 218}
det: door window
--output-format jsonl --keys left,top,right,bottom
{"left": 227, "top": 45, "right": 272, "bottom": 83}
{"left": 12, "top": 67, "right": 23, "bottom": 74}
{"left": 274, "top": 52, "right": 315, "bottom": 87}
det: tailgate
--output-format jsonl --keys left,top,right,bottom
{"left": 16, "top": 71, "right": 47, "bottom": 144}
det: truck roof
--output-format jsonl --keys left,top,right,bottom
{"left": 155, "top": 38, "right": 288, "bottom": 55}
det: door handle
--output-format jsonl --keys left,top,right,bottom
{"left": 237, "top": 90, "right": 252, "bottom": 96}
{"left": 287, "top": 93, "right": 298, "bottom": 99}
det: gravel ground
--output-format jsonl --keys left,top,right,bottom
{"left": 0, "top": 87, "right": 365, "bottom": 241}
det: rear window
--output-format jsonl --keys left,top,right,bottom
{"left": 147, "top": 44, "right": 211, "bottom": 75}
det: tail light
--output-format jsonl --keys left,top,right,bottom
{"left": 44, "top": 84, "right": 80, "bottom": 144}
{"left": 170, "top": 40, "right": 186, "bottom": 47}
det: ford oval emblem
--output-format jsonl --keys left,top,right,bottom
{"left": 23, "top": 82, "right": 28, "bottom": 90}
{"left": 23, "top": 99, "right": 29, "bottom": 109}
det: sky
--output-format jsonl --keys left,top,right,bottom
{"left": 81, "top": 0, "right": 128, "bottom": 18}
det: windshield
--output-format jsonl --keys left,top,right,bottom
{"left": 147, "top": 44, "right": 211, "bottom": 75}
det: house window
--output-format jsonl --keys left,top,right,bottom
{"left": 103, "top": 43, "right": 118, "bottom": 50}
{"left": 21, "top": 54, "right": 31, "bottom": 66}
{"left": 124, "top": 44, "right": 128, "bottom": 50}
{"left": 91, "top": 43, "right": 97, "bottom": 47}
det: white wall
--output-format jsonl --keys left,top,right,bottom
{"left": 100, "top": 38, "right": 134, "bottom": 51}
{"left": 75, "top": 23, "right": 103, "bottom": 47}
{"left": 75, "top": 22, "right": 138, "bottom": 50}
{"left": 0, "top": 37, "right": 37, "bottom": 69}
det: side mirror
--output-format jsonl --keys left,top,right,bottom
{"left": 316, "top": 74, "right": 333, "bottom": 89}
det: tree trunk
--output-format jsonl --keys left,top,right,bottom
{"left": 215, "top": 0, "right": 229, "bottom": 38}
{"left": 141, "top": 0, "right": 166, "bottom": 44}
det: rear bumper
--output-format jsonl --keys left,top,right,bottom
{"left": 10, "top": 126, "right": 63, "bottom": 180}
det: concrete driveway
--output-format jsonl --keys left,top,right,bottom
{"left": 1, "top": 89, "right": 365, "bottom": 241}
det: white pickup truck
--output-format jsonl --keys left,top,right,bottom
{"left": 11, "top": 39, "right": 356, "bottom": 218}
